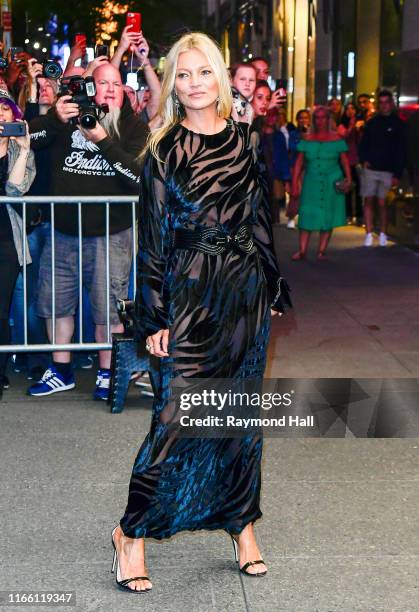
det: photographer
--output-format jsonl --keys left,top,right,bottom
{"left": 6, "top": 51, "right": 31, "bottom": 100}
{"left": 0, "top": 91, "right": 35, "bottom": 397}
{"left": 111, "top": 25, "right": 161, "bottom": 124}
{"left": 24, "top": 58, "right": 58, "bottom": 118}
{"left": 10, "top": 58, "right": 58, "bottom": 380}
{"left": 28, "top": 62, "right": 149, "bottom": 401}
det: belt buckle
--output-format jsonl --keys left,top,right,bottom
{"left": 201, "top": 227, "right": 228, "bottom": 253}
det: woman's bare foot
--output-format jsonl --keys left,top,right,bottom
{"left": 291, "top": 251, "right": 306, "bottom": 261}
{"left": 234, "top": 523, "right": 267, "bottom": 575}
{"left": 112, "top": 526, "right": 152, "bottom": 592}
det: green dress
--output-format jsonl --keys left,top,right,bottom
{"left": 297, "top": 138, "right": 348, "bottom": 231}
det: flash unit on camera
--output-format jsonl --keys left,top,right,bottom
{"left": 85, "top": 77, "right": 96, "bottom": 97}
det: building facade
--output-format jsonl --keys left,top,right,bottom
{"left": 205, "top": 0, "right": 419, "bottom": 116}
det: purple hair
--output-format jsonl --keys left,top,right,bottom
{"left": 0, "top": 97, "right": 23, "bottom": 120}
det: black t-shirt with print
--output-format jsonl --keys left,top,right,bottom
{"left": 29, "top": 96, "right": 149, "bottom": 236}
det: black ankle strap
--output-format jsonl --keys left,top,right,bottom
{"left": 119, "top": 576, "right": 150, "bottom": 586}
{"left": 240, "top": 560, "right": 265, "bottom": 572}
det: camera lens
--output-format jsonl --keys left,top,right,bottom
{"left": 43, "top": 60, "right": 63, "bottom": 80}
{"left": 80, "top": 111, "right": 97, "bottom": 129}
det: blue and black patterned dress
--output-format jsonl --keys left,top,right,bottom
{"left": 120, "top": 119, "right": 291, "bottom": 539}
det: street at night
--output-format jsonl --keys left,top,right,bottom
{"left": 2, "top": 225, "right": 419, "bottom": 610}
{"left": 0, "top": 0, "right": 418, "bottom": 610}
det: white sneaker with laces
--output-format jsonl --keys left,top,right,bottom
{"left": 287, "top": 219, "right": 296, "bottom": 229}
{"left": 364, "top": 232, "right": 373, "bottom": 247}
{"left": 379, "top": 232, "right": 387, "bottom": 247}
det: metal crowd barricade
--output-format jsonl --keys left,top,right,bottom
{"left": 0, "top": 195, "right": 137, "bottom": 354}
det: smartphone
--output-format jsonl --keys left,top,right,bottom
{"left": 95, "top": 44, "right": 109, "bottom": 58}
{"left": 74, "top": 34, "right": 87, "bottom": 68}
{"left": 0, "top": 122, "right": 26, "bottom": 137}
{"left": 126, "top": 12, "right": 142, "bottom": 32}
{"left": 9, "top": 47, "right": 24, "bottom": 62}
{"left": 75, "top": 34, "right": 87, "bottom": 49}
{"left": 275, "top": 78, "right": 287, "bottom": 91}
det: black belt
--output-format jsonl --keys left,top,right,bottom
{"left": 173, "top": 224, "right": 255, "bottom": 256}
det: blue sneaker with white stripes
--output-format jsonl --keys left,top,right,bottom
{"left": 93, "top": 368, "right": 111, "bottom": 401}
{"left": 27, "top": 366, "right": 75, "bottom": 397}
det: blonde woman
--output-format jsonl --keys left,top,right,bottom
{"left": 290, "top": 106, "right": 351, "bottom": 260}
{"left": 111, "top": 32, "right": 291, "bottom": 593}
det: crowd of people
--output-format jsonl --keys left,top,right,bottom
{"left": 0, "top": 27, "right": 414, "bottom": 400}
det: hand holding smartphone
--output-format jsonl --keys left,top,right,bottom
{"left": 9, "top": 47, "right": 24, "bottom": 62}
{"left": 126, "top": 12, "right": 142, "bottom": 32}
{"left": 126, "top": 12, "right": 142, "bottom": 53}
{"left": 0, "top": 122, "right": 27, "bottom": 137}
{"left": 75, "top": 34, "right": 87, "bottom": 52}
{"left": 74, "top": 34, "right": 88, "bottom": 68}
{"left": 95, "top": 44, "right": 109, "bottom": 58}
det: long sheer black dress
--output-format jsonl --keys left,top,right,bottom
{"left": 120, "top": 118, "right": 291, "bottom": 539}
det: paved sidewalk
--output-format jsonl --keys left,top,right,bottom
{"left": 1, "top": 223, "right": 419, "bottom": 611}
{"left": 269, "top": 223, "right": 419, "bottom": 378}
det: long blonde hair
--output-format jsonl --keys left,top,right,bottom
{"left": 146, "top": 32, "right": 232, "bottom": 160}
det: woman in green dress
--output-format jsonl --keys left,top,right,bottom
{"left": 290, "top": 106, "right": 352, "bottom": 260}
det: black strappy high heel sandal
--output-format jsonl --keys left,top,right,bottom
{"left": 111, "top": 527, "right": 152, "bottom": 593}
{"left": 230, "top": 535, "right": 267, "bottom": 577}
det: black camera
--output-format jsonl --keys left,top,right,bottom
{"left": 0, "top": 55, "right": 62, "bottom": 80}
{"left": 59, "top": 76, "right": 108, "bottom": 129}
{"left": 0, "top": 47, "right": 24, "bottom": 69}
{"left": 42, "top": 60, "right": 63, "bottom": 80}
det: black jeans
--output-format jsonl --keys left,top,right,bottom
{"left": 0, "top": 240, "right": 20, "bottom": 376}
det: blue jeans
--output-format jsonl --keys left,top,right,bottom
{"left": 10, "top": 223, "right": 50, "bottom": 370}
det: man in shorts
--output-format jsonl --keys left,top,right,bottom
{"left": 359, "top": 90, "right": 405, "bottom": 247}
{"left": 28, "top": 62, "right": 148, "bottom": 400}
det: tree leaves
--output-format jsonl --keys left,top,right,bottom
{"left": 13, "top": 0, "right": 201, "bottom": 50}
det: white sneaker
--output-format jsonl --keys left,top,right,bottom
{"left": 287, "top": 219, "right": 296, "bottom": 229}
{"left": 379, "top": 232, "right": 387, "bottom": 247}
{"left": 364, "top": 232, "right": 373, "bottom": 247}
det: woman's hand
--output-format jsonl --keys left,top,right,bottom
{"left": 6, "top": 53, "right": 28, "bottom": 87}
{"left": 11, "top": 121, "right": 30, "bottom": 152}
{"left": 268, "top": 89, "right": 286, "bottom": 110}
{"left": 341, "top": 177, "right": 353, "bottom": 193}
{"left": 118, "top": 25, "right": 142, "bottom": 54}
{"left": 27, "top": 58, "right": 42, "bottom": 83}
{"left": 290, "top": 184, "right": 300, "bottom": 199}
{"left": 134, "top": 33, "right": 150, "bottom": 61}
{"left": 82, "top": 55, "right": 109, "bottom": 78}
{"left": 146, "top": 329, "right": 169, "bottom": 357}
{"left": 67, "top": 40, "right": 85, "bottom": 66}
